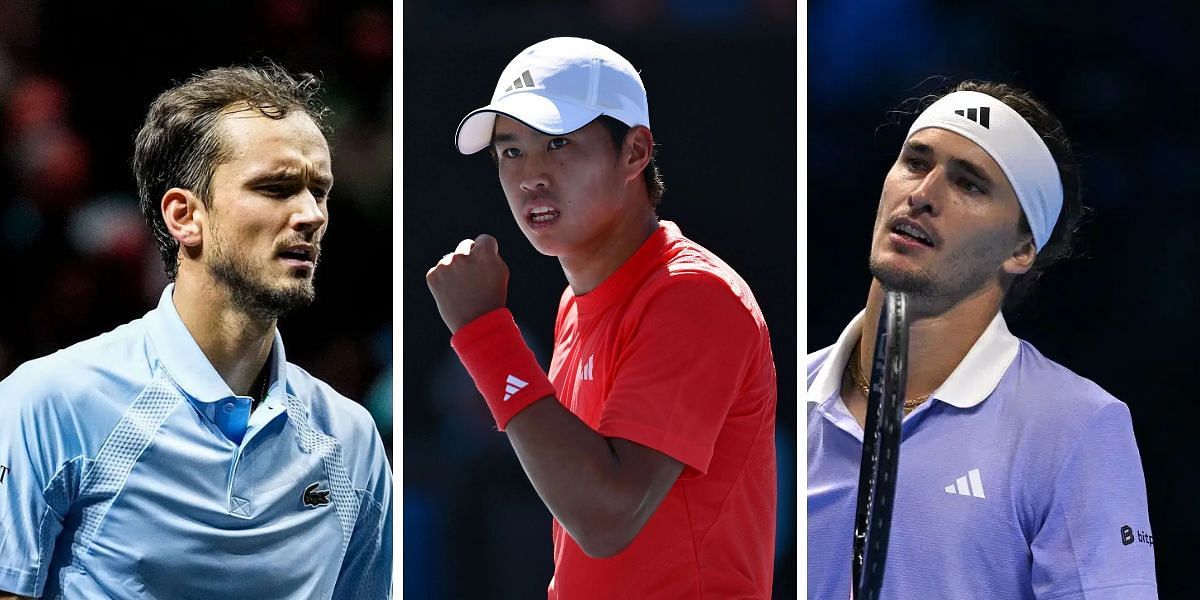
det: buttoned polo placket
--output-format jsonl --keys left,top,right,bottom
{"left": 145, "top": 284, "right": 296, "bottom": 518}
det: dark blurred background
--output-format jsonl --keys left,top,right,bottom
{"left": 0, "top": 1, "right": 392, "bottom": 448}
{"left": 809, "top": 1, "right": 1197, "bottom": 596}
{"left": 403, "top": 1, "right": 796, "bottom": 598}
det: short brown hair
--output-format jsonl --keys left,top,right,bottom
{"left": 132, "top": 62, "right": 330, "bottom": 280}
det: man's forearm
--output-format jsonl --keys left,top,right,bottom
{"left": 505, "top": 396, "right": 682, "bottom": 558}
{"left": 425, "top": 237, "right": 684, "bottom": 555}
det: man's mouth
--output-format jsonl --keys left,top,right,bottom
{"left": 529, "top": 205, "right": 560, "bottom": 225}
{"left": 890, "top": 221, "right": 935, "bottom": 247}
{"left": 277, "top": 244, "right": 318, "bottom": 265}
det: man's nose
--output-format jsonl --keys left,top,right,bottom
{"left": 291, "top": 190, "right": 328, "bottom": 233}
{"left": 518, "top": 152, "right": 551, "bottom": 192}
{"left": 908, "top": 168, "right": 944, "bottom": 214}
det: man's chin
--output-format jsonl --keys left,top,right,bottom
{"left": 217, "top": 272, "right": 316, "bottom": 319}
{"left": 523, "top": 235, "right": 564, "bottom": 258}
{"left": 250, "top": 285, "right": 315, "bottom": 318}
{"left": 274, "top": 280, "right": 317, "bottom": 308}
{"left": 868, "top": 259, "right": 934, "bottom": 295}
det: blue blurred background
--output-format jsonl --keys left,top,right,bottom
{"left": 0, "top": 2, "right": 392, "bottom": 449}
{"left": 403, "top": 0, "right": 797, "bottom": 598}
{"left": 809, "top": 0, "right": 1198, "bottom": 596}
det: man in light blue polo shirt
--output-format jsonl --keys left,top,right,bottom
{"left": 0, "top": 64, "right": 390, "bottom": 599}
{"left": 807, "top": 81, "right": 1157, "bottom": 599}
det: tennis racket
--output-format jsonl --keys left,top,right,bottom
{"left": 850, "top": 290, "right": 910, "bottom": 600}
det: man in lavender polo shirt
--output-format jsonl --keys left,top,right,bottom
{"left": 807, "top": 81, "right": 1157, "bottom": 599}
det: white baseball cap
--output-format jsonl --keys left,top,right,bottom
{"left": 454, "top": 37, "right": 650, "bottom": 155}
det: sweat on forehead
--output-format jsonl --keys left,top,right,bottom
{"left": 906, "top": 90, "right": 1063, "bottom": 253}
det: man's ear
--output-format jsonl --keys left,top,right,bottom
{"left": 1002, "top": 234, "right": 1037, "bottom": 277}
{"left": 621, "top": 125, "right": 653, "bottom": 184}
{"left": 162, "top": 188, "right": 206, "bottom": 249}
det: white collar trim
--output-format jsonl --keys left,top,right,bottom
{"left": 807, "top": 310, "right": 1019, "bottom": 409}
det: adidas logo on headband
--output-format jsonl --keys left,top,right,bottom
{"left": 953, "top": 106, "right": 991, "bottom": 129}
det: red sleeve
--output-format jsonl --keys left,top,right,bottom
{"left": 597, "top": 275, "right": 760, "bottom": 476}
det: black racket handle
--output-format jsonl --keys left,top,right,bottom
{"left": 851, "top": 291, "right": 909, "bottom": 600}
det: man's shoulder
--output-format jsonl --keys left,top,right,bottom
{"left": 0, "top": 317, "right": 156, "bottom": 454}
{"left": 284, "top": 362, "right": 380, "bottom": 444}
{"left": 660, "top": 234, "right": 752, "bottom": 293}
{"left": 994, "top": 340, "right": 1135, "bottom": 450}
{"left": 635, "top": 235, "right": 762, "bottom": 322}
{"left": 1011, "top": 340, "right": 1123, "bottom": 415}
{"left": 1, "top": 317, "right": 154, "bottom": 405}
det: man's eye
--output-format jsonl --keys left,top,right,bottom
{"left": 959, "top": 179, "right": 986, "bottom": 195}
{"left": 548, "top": 138, "right": 568, "bottom": 150}
{"left": 502, "top": 147, "right": 521, "bottom": 158}
{"left": 260, "top": 184, "right": 290, "bottom": 197}
{"left": 903, "top": 157, "right": 927, "bottom": 171}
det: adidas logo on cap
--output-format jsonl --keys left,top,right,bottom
{"left": 504, "top": 70, "right": 536, "bottom": 93}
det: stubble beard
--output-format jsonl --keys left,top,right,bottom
{"left": 208, "top": 234, "right": 319, "bottom": 321}
{"left": 869, "top": 250, "right": 936, "bottom": 297}
{"left": 868, "top": 247, "right": 997, "bottom": 317}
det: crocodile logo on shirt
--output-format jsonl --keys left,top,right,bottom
{"left": 302, "top": 482, "right": 331, "bottom": 508}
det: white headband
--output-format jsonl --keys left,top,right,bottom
{"left": 906, "top": 90, "right": 1063, "bottom": 252}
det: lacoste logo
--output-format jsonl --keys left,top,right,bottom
{"left": 1121, "top": 524, "right": 1153, "bottom": 547}
{"left": 0, "top": 464, "right": 9, "bottom": 484}
{"left": 505, "top": 70, "right": 536, "bottom": 92}
{"left": 578, "top": 355, "right": 594, "bottom": 381}
{"left": 943, "top": 468, "right": 986, "bottom": 499}
{"left": 504, "top": 374, "right": 528, "bottom": 401}
{"left": 302, "top": 482, "right": 330, "bottom": 508}
{"left": 953, "top": 106, "right": 991, "bottom": 129}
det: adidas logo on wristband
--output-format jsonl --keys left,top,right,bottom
{"left": 504, "top": 374, "right": 529, "bottom": 401}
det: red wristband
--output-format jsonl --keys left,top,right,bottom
{"left": 450, "top": 308, "right": 556, "bottom": 430}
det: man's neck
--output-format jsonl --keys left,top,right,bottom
{"left": 171, "top": 270, "right": 275, "bottom": 397}
{"left": 559, "top": 209, "right": 659, "bottom": 295}
{"left": 855, "top": 280, "right": 1003, "bottom": 402}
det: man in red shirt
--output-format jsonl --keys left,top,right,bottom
{"left": 426, "top": 37, "right": 777, "bottom": 598}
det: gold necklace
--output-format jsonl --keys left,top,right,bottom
{"left": 848, "top": 348, "right": 933, "bottom": 415}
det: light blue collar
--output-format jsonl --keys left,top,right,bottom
{"left": 144, "top": 284, "right": 289, "bottom": 442}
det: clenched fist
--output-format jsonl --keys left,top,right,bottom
{"left": 426, "top": 234, "right": 510, "bottom": 334}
